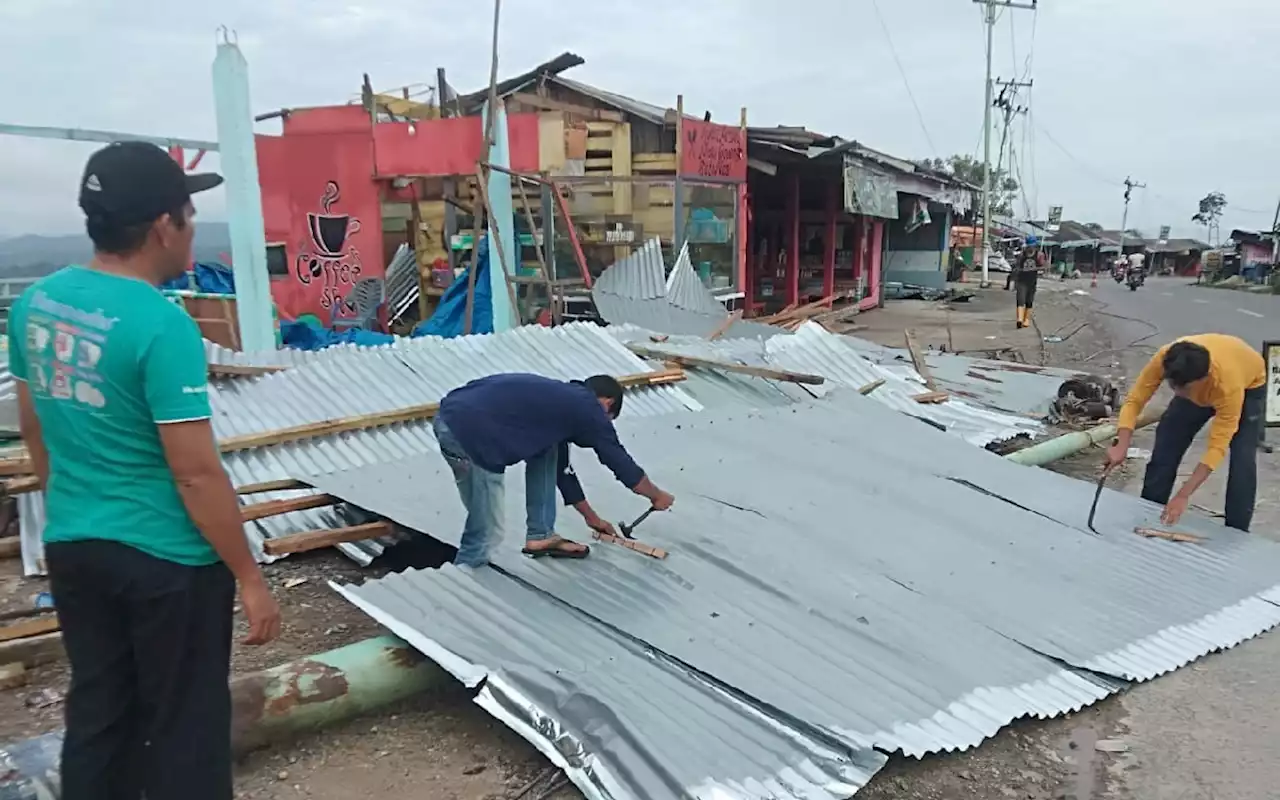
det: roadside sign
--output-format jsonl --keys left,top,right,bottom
{"left": 1158, "top": 225, "right": 1171, "bottom": 243}
{"left": 1047, "top": 206, "right": 1063, "bottom": 231}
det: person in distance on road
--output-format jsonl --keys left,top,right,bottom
{"left": 1103, "top": 334, "right": 1266, "bottom": 531}
{"left": 1013, "top": 235, "right": 1047, "bottom": 329}
{"left": 433, "top": 373, "right": 675, "bottom": 564}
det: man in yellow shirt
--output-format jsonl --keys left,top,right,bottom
{"left": 1104, "top": 334, "right": 1267, "bottom": 531}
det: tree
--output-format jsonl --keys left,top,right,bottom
{"left": 918, "top": 154, "right": 1019, "bottom": 217}
{"left": 1192, "top": 191, "right": 1227, "bottom": 246}
{"left": 1083, "top": 222, "right": 1104, "bottom": 234}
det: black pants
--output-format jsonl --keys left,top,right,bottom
{"left": 47, "top": 540, "right": 236, "bottom": 800}
{"left": 1141, "top": 385, "right": 1266, "bottom": 532}
{"left": 1014, "top": 272, "right": 1038, "bottom": 308}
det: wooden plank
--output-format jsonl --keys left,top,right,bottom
{"left": 1134, "top": 527, "right": 1205, "bottom": 544}
{"left": 706, "top": 311, "right": 743, "bottom": 341}
{"left": 858, "top": 378, "right": 886, "bottom": 396}
{"left": 236, "top": 478, "right": 309, "bottom": 495}
{"left": 912, "top": 391, "right": 951, "bottom": 404}
{"left": 0, "top": 537, "right": 20, "bottom": 559}
{"left": 3, "top": 475, "right": 38, "bottom": 494}
{"left": 0, "top": 459, "right": 32, "bottom": 477}
{"left": 0, "top": 616, "right": 60, "bottom": 643}
{"left": 593, "top": 531, "right": 668, "bottom": 560}
{"left": 626, "top": 345, "right": 825, "bottom": 385}
{"left": 262, "top": 522, "right": 393, "bottom": 557}
{"left": 0, "top": 631, "right": 64, "bottom": 669}
{"left": 538, "top": 113, "right": 566, "bottom": 172}
{"left": 208, "top": 363, "right": 287, "bottom": 378}
{"left": 904, "top": 329, "right": 937, "bottom": 391}
{"left": 585, "top": 121, "right": 618, "bottom": 133}
{"left": 240, "top": 494, "right": 338, "bottom": 523}
{"left": 611, "top": 123, "right": 633, "bottom": 263}
{"left": 512, "top": 93, "right": 625, "bottom": 122}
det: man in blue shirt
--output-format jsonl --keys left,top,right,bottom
{"left": 433, "top": 373, "right": 674, "bottom": 563}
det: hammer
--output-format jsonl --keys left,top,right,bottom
{"left": 618, "top": 507, "right": 657, "bottom": 540}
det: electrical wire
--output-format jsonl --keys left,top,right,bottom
{"left": 867, "top": 0, "right": 938, "bottom": 154}
{"left": 1035, "top": 124, "right": 1124, "bottom": 187}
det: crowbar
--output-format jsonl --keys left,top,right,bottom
{"left": 1086, "top": 473, "right": 1107, "bottom": 535}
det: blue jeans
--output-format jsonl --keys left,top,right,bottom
{"left": 433, "top": 416, "right": 558, "bottom": 566}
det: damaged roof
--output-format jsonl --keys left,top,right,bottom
{"left": 327, "top": 396, "right": 1280, "bottom": 799}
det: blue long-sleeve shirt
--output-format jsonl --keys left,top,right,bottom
{"left": 438, "top": 374, "right": 645, "bottom": 505}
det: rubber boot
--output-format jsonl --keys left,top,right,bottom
{"left": 1015, "top": 306, "right": 1025, "bottom": 329}
{"left": 1024, "top": 307, "right": 1033, "bottom": 329}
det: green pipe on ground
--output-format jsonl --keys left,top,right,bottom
{"left": 230, "top": 634, "right": 445, "bottom": 751}
{"left": 0, "top": 636, "right": 445, "bottom": 799}
{"left": 1005, "top": 406, "right": 1164, "bottom": 467}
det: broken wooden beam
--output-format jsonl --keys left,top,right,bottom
{"left": 262, "top": 521, "right": 393, "bottom": 557}
{"left": 236, "top": 478, "right": 310, "bottom": 496}
{"left": 1134, "top": 527, "right": 1205, "bottom": 544}
{"left": 592, "top": 531, "right": 668, "bottom": 560}
{"left": 0, "top": 616, "right": 60, "bottom": 644}
{"left": 0, "top": 537, "right": 21, "bottom": 560}
{"left": 706, "top": 310, "right": 743, "bottom": 341}
{"left": 904, "top": 329, "right": 937, "bottom": 391}
{"left": 911, "top": 391, "right": 951, "bottom": 404}
{"left": 626, "top": 346, "right": 825, "bottom": 385}
{"left": 0, "top": 631, "right": 63, "bottom": 669}
{"left": 207, "top": 363, "right": 288, "bottom": 379}
{"left": 240, "top": 494, "right": 339, "bottom": 523}
{"left": 858, "top": 378, "right": 886, "bottom": 396}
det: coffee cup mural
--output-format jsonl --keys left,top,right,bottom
{"left": 295, "top": 181, "right": 363, "bottom": 309}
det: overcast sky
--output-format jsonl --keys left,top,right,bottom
{"left": 1, "top": 0, "right": 1276, "bottom": 240}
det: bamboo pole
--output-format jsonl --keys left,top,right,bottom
{"left": 474, "top": 165, "right": 522, "bottom": 324}
{"left": 514, "top": 176, "right": 559, "bottom": 324}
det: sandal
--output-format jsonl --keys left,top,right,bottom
{"left": 522, "top": 537, "right": 591, "bottom": 559}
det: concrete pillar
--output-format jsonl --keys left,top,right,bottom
{"left": 212, "top": 33, "right": 275, "bottom": 353}
{"left": 483, "top": 100, "right": 517, "bottom": 332}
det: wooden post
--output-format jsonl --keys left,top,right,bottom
{"left": 674, "top": 95, "right": 685, "bottom": 250}
{"left": 435, "top": 67, "right": 449, "bottom": 118}
{"left": 786, "top": 173, "right": 800, "bottom": 307}
{"left": 408, "top": 179, "right": 430, "bottom": 323}
{"left": 464, "top": 0, "right": 502, "bottom": 335}
{"left": 738, "top": 107, "right": 749, "bottom": 298}
{"left": 823, "top": 180, "right": 837, "bottom": 300}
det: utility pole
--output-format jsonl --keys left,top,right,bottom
{"left": 1116, "top": 176, "right": 1146, "bottom": 260}
{"left": 974, "top": 0, "right": 1036, "bottom": 287}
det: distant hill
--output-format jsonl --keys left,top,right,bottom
{"left": 0, "top": 222, "right": 231, "bottom": 278}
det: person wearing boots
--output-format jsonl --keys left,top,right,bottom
{"left": 1013, "top": 236, "right": 1046, "bottom": 329}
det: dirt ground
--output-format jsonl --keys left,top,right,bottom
{"left": 0, "top": 276, "right": 1269, "bottom": 799}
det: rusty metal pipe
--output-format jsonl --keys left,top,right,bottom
{"left": 0, "top": 636, "right": 442, "bottom": 798}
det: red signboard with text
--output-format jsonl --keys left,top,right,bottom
{"left": 680, "top": 119, "right": 747, "bottom": 182}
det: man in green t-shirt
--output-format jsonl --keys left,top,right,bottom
{"left": 8, "top": 142, "right": 280, "bottom": 800}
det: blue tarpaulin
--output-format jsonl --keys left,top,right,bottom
{"left": 280, "top": 319, "right": 396, "bottom": 351}
{"left": 413, "top": 236, "right": 493, "bottom": 338}
{"left": 161, "top": 262, "right": 237, "bottom": 294}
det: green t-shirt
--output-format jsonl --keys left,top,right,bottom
{"left": 7, "top": 266, "right": 218, "bottom": 566}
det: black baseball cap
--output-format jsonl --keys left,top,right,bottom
{"left": 79, "top": 141, "right": 224, "bottom": 227}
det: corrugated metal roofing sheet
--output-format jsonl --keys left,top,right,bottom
{"left": 593, "top": 242, "right": 778, "bottom": 340}
{"left": 593, "top": 237, "right": 668, "bottom": 300}
{"left": 383, "top": 243, "right": 419, "bottom": 324}
{"left": 336, "top": 564, "right": 888, "bottom": 800}
{"left": 607, "top": 323, "right": 1042, "bottom": 446}
{"left": 665, "top": 243, "right": 731, "bottom": 317}
{"left": 326, "top": 396, "right": 1280, "bottom": 797}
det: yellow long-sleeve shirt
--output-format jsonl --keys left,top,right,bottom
{"left": 1117, "top": 333, "right": 1266, "bottom": 470}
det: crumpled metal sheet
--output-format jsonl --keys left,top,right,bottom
{"left": 665, "top": 243, "right": 730, "bottom": 317}
{"left": 320, "top": 396, "right": 1280, "bottom": 781}
{"left": 336, "top": 564, "right": 888, "bottom": 800}
{"left": 607, "top": 323, "right": 1042, "bottom": 447}
{"left": 592, "top": 241, "right": 778, "bottom": 340}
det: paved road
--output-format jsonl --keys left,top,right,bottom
{"left": 1089, "top": 274, "right": 1277, "bottom": 347}
{"left": 1077, "top": 276, "right": 1280, "bottom": 800}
